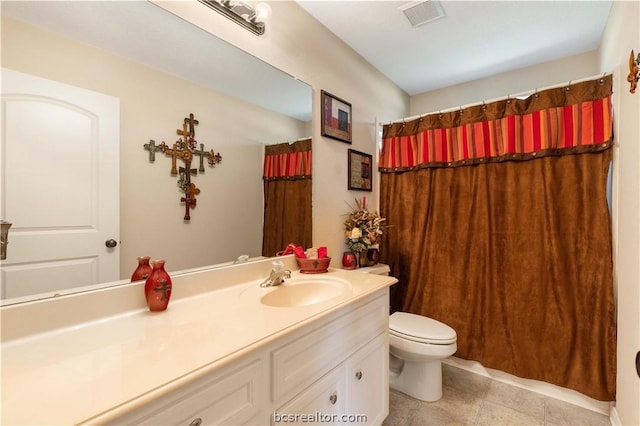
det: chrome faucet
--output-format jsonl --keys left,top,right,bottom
{"left": 260, "top": 261, "right": 291, "bottom": 287}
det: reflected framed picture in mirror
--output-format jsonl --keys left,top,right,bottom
{"left": 321, "top": 90, "right": 352, "bottom": 144}
{"left": 348, "top": 149, "right": 372, "bottom": 191}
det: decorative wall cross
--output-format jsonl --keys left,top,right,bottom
{"left": 144, "top": 113, "right": 222, "bottom": 221}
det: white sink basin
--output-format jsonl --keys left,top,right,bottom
{"left": 259, "top": 277, "right": 352, "bottom": 308}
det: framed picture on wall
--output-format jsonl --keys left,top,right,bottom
{"left": 321, "top": 90, "right": 352, "bottom": 144}
{"left": 348, "top": 149, "right": 372, "bottom": 191}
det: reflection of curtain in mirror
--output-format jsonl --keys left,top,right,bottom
{"left": 379, "top": 76, "right": 616, "bottom": 401}
{"left": 262, "top": 139, "right": 312, "bottom": 256}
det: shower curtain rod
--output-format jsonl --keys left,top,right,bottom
{"left": 264, "top": 136, "right": 312, "bottom": 146}
{"left": 287, "top": 136, "right": 312, "bottom": 144}
{"left": 382, "top": 72, "right": 611, "bottom": 126}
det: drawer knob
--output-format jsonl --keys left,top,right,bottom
{"left": 189, "top": 418, "right": 202, "bottom": 426}
{"left": 329, "top": 392, "right": 337, "bottom": 405}
{"left": 355, "top": 370, "right": 363, "bottom": 380}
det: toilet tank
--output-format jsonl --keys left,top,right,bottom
{"left": 358, "top": 264, "right": 392, "bottom": 313}
{"left": 358, "top": 264, "right": 390, "bottom": 276}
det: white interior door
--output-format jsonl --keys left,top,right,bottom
{"left": 1, "top": 68, "right": 120, "bottom": 300}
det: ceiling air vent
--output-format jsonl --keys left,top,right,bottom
{"left": 399, "top": 0, "right": 446, "bottom": 27}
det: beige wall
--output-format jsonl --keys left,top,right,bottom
{"left": 600, "top": 1, "right": 640, "bottom": 425}
{"left": 410, "top": 50, "right": 599, "bottom": 115}
{"left": 1, "top": 16, "right": 308, "bottom": 277}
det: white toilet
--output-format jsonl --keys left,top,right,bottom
{"left": 358, "top": 264, "right": 457, "bottom": 402}
{"left": 388, "top": 311, "right": 457, "bottom": 402}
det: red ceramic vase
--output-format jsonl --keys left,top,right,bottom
{"left": 144, "top": 260, "right": 173, "bottom": 312}
{"left": 131, "top": 256, "right": 152, "bottom": 282}
{"left": 342, "top": 251, "right": 357, "bottom": 270}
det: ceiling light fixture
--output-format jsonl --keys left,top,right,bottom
{"left": 199, "top": 0, "right": 271, "bottom": 36}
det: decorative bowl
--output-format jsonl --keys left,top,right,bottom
{"left": 295, "top": 257, "right": 331, "bottom": 274}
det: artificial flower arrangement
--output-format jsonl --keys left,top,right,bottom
{"left": 344, "top": 196, "right": 386, "bottom": 253}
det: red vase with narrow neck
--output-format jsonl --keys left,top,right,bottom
{"left": 144, "top": 260, "right": 172, "bottom": 312}
{"left": 131, "top": 256, "right": 152, "bottom": 282}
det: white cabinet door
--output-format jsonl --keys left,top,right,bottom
{"left": 346, "top": 333, "right": 389, "bottom": 425}
{"left": 1, "top": 69, "right": 120, "bottom": 299}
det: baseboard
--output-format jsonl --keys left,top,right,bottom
{"left": 609, "top": 405, "right": 622, "bottom": 426}
{"left": 443, "top": 356, "right": 611, "bottom": 416}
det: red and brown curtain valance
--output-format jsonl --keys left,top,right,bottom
{"left": 380, "top": 75, "right": 613, "bottom": 171}
{"left": 263, "top": 138, "right": 312, "bottom": 180}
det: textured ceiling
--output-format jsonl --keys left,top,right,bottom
{"left": 297, "top": 1, "right": 613, "bottom": 95}
{"left": 2, "top": 0, "right": 613, "bottom": 104}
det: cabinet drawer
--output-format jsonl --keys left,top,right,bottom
{"left": 274, "top": 366, "right": 346, "bottom": 425}
{"left": 110, "top": 358, "right": 266, "bottom": 426}
{"left": 271, "top": 291, "right": 388, "bottom": 401}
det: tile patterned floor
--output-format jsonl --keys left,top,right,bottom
{"left": 383, "top": 365, "right": 611, "bottom": 426}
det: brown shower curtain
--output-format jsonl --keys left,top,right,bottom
{"left": 379, "top": 76, "right": 616, "bottom": 401}
{"left": 262, "top": 139, "right": 312, "bottom": 257}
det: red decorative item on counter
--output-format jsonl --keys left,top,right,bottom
{"left": 131, "top": 256, "right": 153, "bottom": 282}
{"left": 277, "top": 243, "right": 298, "bottom": 256}
{"left": 294, "top": 246, "right": 307, "bottom": 259}
{"left": 296, "top": 256, "right": 331, "bottom": 273}
{"left": 318, "top": 246, "right": 328, "bottom": 258}
{"left": 144, "top": 260, "right": 173, "bottom": 312}
{"left": 342, "top": 252, "right": 357, "bottom": 270}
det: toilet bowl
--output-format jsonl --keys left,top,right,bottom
{"left": 389, "top": 311, "right": 457, "bottom": 402}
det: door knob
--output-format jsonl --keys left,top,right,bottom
{"left": 105, "top": 239, "right": 118, "bottom": 248}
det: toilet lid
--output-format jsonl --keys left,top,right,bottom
{"left": 389, "top": 312, "right": 456, "bottom": 344}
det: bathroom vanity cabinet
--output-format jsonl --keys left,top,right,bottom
{"left": 272, "top": 292, "right": 388, "bottom": 425}
{"left": 108, "top": 290, "right": 389, "bottom": 425}
{"left": 1, "top": 258, "right": 396, "bottom": 425}
{"left": 278, "top": 332, "right": 388, "bottom": 425}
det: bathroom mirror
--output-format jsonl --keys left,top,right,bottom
{"left": 0, "top": 1, "right": 312, "bottom": 304}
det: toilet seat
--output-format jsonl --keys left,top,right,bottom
{"left": 390, "top": 312, "right": 456, "bottom": 345}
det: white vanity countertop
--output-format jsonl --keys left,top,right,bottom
{"left": 1, "top": 266, "right": 396, "bottom": 425}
